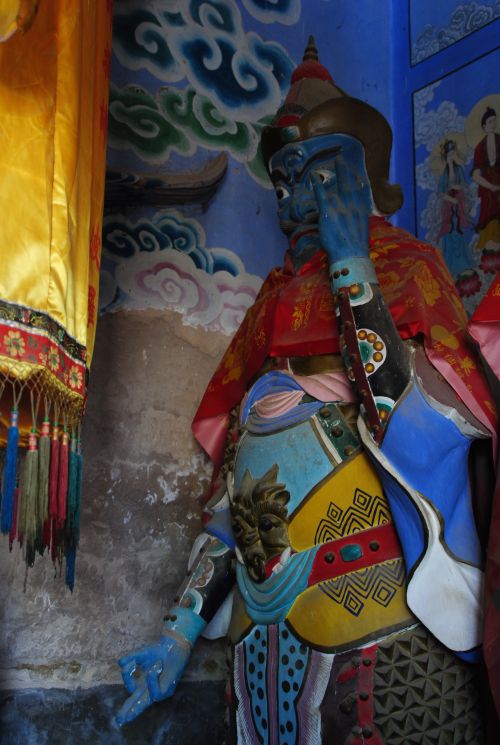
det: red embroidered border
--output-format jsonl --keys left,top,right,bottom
{"left": 0, "top": 321, "right": 86, "bottom": 398}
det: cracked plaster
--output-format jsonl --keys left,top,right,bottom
{"left": 0, "top": 309, "right": 231, "bottom": 692}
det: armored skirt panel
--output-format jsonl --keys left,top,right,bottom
{"left": 227, "top": 390, "right": 485, "bottom": 744}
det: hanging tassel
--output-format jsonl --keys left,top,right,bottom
{"left": 65, "top": 433, "right": 78, "bottom": 537}
{"left": 65, "top": 544, "right": 76, "bottom": 592}
{"left": 8, "top": 486, "right": 20, "bottom": 551}
{"left": 65, "top": 430, "right": 81, "bottom": 592}
{"left": 1, "top": 407, "right": 19, "bottom": 534}
{"left": 50, "top": 517, "right": 59, "bottom": 565}
{"left": 57, "top": 427, "right": 69, "bottom": 528}
{"left": 74, "top": 432, "right": 83, "bottom": 545}
{"left": 48, "top": 414, "right": 60, "bottom": 563}
{"left": 36, "top": 414, "right": 51, "bottom": 553}
{"left": 20, "top": 428, "right": 39, "bottom": 567}
{"left": 48, "top": 418, "right": 60, "bottom": 520}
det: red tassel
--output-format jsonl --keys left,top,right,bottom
{"left": 57, "top": 429, "right": 69, "bottom": 527}
{"left": 50, "top": 516, "right": 59, "bottom": 564}
{"left": 48, "top": 422, "right": 60, "bottom": 519}
{"left": 41, "top": 518, "right": 52, "bottom": 552}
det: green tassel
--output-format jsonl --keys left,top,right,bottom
{"left": 36, "top": 417, "right": 51, "bottom": 554}
{"left": 20, "top": 429, "right": 39, "bottom": 567}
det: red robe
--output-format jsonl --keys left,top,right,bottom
{"left": 193, "top": 217, "right": 496, "bottom": 468}
{"left": 473, "top": 133, "right": 500, "bottom": 232}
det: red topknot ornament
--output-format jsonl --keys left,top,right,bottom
{"left": 291, "top": 35, "right": 333, "bottom": 84}
{"left": 273, "top": 35, "right": 346, "bottom": 127}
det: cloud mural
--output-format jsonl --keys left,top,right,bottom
{"left": 109, "top": 1, "right": 293, "bottom": 187}
{"left": 411, "top": 1, "right": 500, "bottom": 63}
{"left": 112, "top": 1, "right": 294, "bottom": 120}
{"left": 108, "top": 83, "right": 271, "bottom": 186}
{"left": 102, "top": 210, "right": 263, "bottom": 335}
{"left": 241, "top": 0, "right": 301, "bottom": 25}
{"left": 414, "top": 84, "right": 466, "bottom": 153}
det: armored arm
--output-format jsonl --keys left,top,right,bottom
{"left": 116, "top": 484, "right": 235, "bottom": 726}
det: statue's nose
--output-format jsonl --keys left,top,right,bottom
{"left": 289, "top": 192, "right": 317, "bottom": 222}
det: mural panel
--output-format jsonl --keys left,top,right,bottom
{"left": 103, "top": 0, "right": 394, "bottom": 334}
{"left": 413, "top": 47, "right": 500, "bottom": 314}
{"left": 410, "top": 0, "right": 500, "bottom": 64}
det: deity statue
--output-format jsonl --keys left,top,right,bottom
{"left": 116, "top": 39, "right": 497, "bottom": 744}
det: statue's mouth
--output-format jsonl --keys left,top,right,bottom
{"left": 280, "top": 215, "right": 319, "bottom": 235}
{"left": 289, "top": 226, "right": 320, "bottom": 254}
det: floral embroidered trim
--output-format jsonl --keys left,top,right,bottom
{"left": 0, "top": 300, "right": 87, "bottom": 398}
{"left": 0, "top": 299, "right": 87, "bottom": 362}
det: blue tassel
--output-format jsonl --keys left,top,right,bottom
{"left": 74, "top": 439, "right": 83, "bottom": 544}
{"left": 65, "top": 544, "right": 76, "bottom": 592}
{"left": 1, "top": 408, "right": 19, "bottom": 534}
{"left": 65, "top": 435, "right": 78, "bottom": 538}
{"left": 65, "top": 437, "right": 82, "bottom": 591}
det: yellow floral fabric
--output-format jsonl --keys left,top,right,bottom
{"left": 0, "top": 0, "right": 112, "bottom": 442}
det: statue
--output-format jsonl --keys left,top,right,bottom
{"left": 116, "top": 39, "right": 496, "bottom": 743}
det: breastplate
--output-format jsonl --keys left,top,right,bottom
{"left": 229, "top": 373, "right": 414, "bottom": 651}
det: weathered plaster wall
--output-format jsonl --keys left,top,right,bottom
{"left": 0, "top": 310, "right": 230, "bottom": 691}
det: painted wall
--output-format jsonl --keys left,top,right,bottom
{"left": 393, "top": 1, "right": 500, "bottom": 315}
{"left": 101, "top": 0, "right": 394, "bottom": 335}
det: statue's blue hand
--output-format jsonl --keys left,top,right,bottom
{"left": 311, "top": 155, "right": 371, "bottom": 264}
{"left": 115, "top": 634, "right": 191, "bottom": 726}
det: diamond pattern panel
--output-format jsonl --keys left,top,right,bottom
{"left": 373, "top": 625, "right": 484, "bottom": 744}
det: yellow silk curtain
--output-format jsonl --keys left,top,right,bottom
{"left": 0, "top": 0, "right": 112, "bottom": 443}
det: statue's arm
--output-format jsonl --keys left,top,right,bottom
{"left": 115, "top": 486, "right": 235, "bottom": 726}
{"left": 312, "top": 168, "right": 411, "bottom": 443}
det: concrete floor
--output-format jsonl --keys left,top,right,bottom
{"left": 0, "top": 682, "right": 226, "bottom": 745}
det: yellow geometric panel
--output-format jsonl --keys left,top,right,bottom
{"left": 288, "top": 453, "right": 390, "bottom": 551}
{"left": 286, "top": 559, "right": 415, "bottom": 652}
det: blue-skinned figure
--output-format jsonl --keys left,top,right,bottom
{"left": 116, "top": 39, "right": 496, "bottom": 743}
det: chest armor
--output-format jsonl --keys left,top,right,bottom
{"left": 230, "top": 396, "right": 414, "bottom": 652}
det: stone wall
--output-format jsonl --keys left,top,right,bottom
{"left": 0, "top": 309, "right": 230, "bottom": 693}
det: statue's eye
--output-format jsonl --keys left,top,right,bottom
{"left": 275, "top": 186, "right": 290, "bottom": 202}
{"left": 315, "top": 169, "right": 334, "bottom": 185}
{"left": 232, "top": 522, "right": 242, "bottom": 535}
{"left": 259, "top": 517, "right": 274, "bottom": 532}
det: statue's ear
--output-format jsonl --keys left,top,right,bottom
{"left": 273, "top": 488, "right": 290, "bottom": 507}
{"left": 239, "top": 469, "right": 254, "bottom": 497}
{"left": 261, "top": 464, "right": 279, "bottom": 483}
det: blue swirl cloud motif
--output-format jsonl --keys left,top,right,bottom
{"left": 112, "top": 0, "right": 294, "bottom": 122}
{"left": 112, "top": 9, "right": 184, "bottom": 81}
{"left": 171, "top": 31, "right": 291, "bottom": 121}
{"left": 187, "top": 0, "right": 238, "bottom": 33}
{"left": 100, "top": 209, "right": 263, "bottom": 334}
{"left": 241, "top": 0, "right": 301, "bottom": 25}
{"left": 411, "top": 2, "right": 500, "bottom": 64}
{"left": 103, "top": 210, "right": 242, "bottom": 277}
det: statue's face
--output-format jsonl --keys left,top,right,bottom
{"left": 269, "top": 133, "right": 371, "bottom": 258}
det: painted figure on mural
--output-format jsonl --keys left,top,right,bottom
{"left": 437, "top": 138, "right": 472, "bottom": 278}
{"left": 116, "top": 39, "right": 497, "bottom": 743}
{"left": 472, "top": 107, "right": 500, "bottom": 252}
